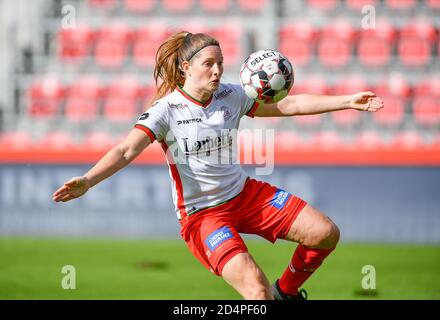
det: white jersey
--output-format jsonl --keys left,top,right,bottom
{"left": 135, "top": 83, "right": 259, "bottom": 220}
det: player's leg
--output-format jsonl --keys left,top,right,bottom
{"left": 276, "top": 203, "right": 340, "bottom": 297}
{"left": 221, "top": 252, "right": 273, "bottom": 300}
{"left": 286, "top": 203, "right": 340, "bottom": 248}
{"left": 182, "top": 212, "right": 274, "bottom": 299}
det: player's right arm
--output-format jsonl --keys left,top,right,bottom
{"left": 52, "top": 128, "right": 151, "bottom": 202}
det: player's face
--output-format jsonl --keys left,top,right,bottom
{"left": 187, "top": 46, "right": 224, "bottom": 93}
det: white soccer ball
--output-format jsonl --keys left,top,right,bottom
{"left": 239, "top": 49, "right": 294, "bottom": 104}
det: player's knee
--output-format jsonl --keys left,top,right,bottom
{"left": 312, "top": 220, "right": 340, "bottom": 248}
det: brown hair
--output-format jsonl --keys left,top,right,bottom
{"left": 151, "top": 31, "right": 220, "bottom": 104}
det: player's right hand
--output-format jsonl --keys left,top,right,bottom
{"left": 52, "top": 176, "right": 90, "bottom": 202}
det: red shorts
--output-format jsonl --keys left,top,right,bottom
{"left": 180, "top": 178, "right": 307, "bottom": 276}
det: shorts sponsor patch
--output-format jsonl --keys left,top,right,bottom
{"left": 205, "top": 226, "right": 234, "bottom": 251}
{"left": 271, "top": 189, "right": 291, "bottom": 209}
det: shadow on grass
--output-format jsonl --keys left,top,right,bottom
{"left": 136, "top": 261, "right": 168, "bottom": 270}
{"left": 354, "top": 289, "right": 380, "bottom": 298}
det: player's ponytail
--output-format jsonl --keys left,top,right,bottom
{"left": 151, "top": 31, "right": 219, "bottom": 104}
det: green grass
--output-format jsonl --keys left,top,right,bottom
{"left": 0, "top": 238, "right": 439, "bottom": 299}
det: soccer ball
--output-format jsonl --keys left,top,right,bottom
{"left": 239, "top": 49, "right": 294, "bottom": 104}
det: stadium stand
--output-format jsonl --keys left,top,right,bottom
{"left": 397, "top": 20, "right": 436, "bottom": 68}
{"left": 64, "top": 76, "right": 102, "bottom": 122}
{"left": 124, "top": 0, "right": 156, "bottom": 13}
{"left": 0, "top": 0, "right": 438, "bottom": 157}
{"left": 199, "top": 0, "right": 230, "bottom": 13}
{"left": 357, "top": 19, "right": 396, "bottom": 68}
{"left": 28, "top": 76, "right": 64, "bottom": 119}
{"left": 317, "top": 20, "right": 355, "bottom": 69}
{"left": 307, "top": 0, "right": 339, "bottom": 11}
{"left": 237, "top": 0, "right": 267, "bottom": 13}
{"left": 279, "top": 22, "right": 316, "bottom": 67}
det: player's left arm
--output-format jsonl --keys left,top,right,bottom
{"left": 252, "top": 92, "right": 384, "bottom": 117}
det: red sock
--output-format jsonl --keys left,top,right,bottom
{"left": 278, "top": 244, "right": 335, "bottom": 296}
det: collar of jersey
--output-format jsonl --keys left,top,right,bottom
{"left": 176, "top": 85, "right": 213, "bottom": 108}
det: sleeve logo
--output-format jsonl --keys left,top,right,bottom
{"left": 204, "top": 226, "right": 233, "bottom": 251}
{"left": 271, "top": 189, "right": 291, "bottom": 209}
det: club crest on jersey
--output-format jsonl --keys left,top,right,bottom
{"left": 168, "top": 102, "right": 188, "bottom": 109}
{"left": 271, "top": 189, "right": 291, "bottom": 209}
{"left": 205, "top": 226, "right": 233, "bottom": 251}
{"left": 219, "top": 106, "right": 231, "bottom": 120}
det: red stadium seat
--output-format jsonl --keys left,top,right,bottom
{"left": 67, "top": 76, "right": 102, "bottom": 100}
{"left": 103, "top": 76, "right": 140, "bottom": 122}
{"left": 357, "top": 19, "right": 396, "bottom": 68}
{"left": 385, "top": 0, "right": 416, "bottom": 10}
{"left": 413, "top": 76, "right": 440, "bottom": 97}
{"left": 94, "top": 24, "right": 132, "bottom": 69}
{"left": 412, "top": 96, "right": 440, "bottom": 127}
{"left": 0, "top": 131, "right": 33, "bottom": 150}
{"left": 88, "top": 0, "right": 117, "bottom": 9}
{"left": 279, "top": 22, "right": 317, "bottom": 67}
{"left": 317, "top": 21, "right": 355, "bottom": 68}
{"left": 237, "top": 0, "right": 267, "bottom": 13}
{"left": 162, "top": 0, "right": 193, "bottom": 12}
{"left": 211, "top": 24, "right": 242, "bottom": 66}
{"left": 426, "top": 0, "right": 440, "bottom": 9}
{"left": 307, "top": 0, "right": 338, "bottom": 10}
{"left": 138, "top": 84, "right": 156, "bottom": 107}
{"left": 200, "top": 0, "right": 230, "bottom": 12}
{"left": 332, "top": 74, "right": 369, "bottom": 94}
{"left": 390, "top": 131, "right": 424, "bottom": 150}
{"left": 332, "top": 109, "right": 363, "bottom": 127}
{"left": 82, "top": 131, "right": 115, "bottom": 150}
{"left": 57, "top": 25, "right": 94, "bottom": 64}
{"left": 275, "top": 131, "right": 304, "bottom": 151}
{"left": 291, "top": 75, "right": 329, "bottom": 95}
{"left": 179, "top": 22, "right": 211, "bottom": 35}
{"left": 64, "top": 99, "right": 99, "bottom": 122}
{"left": 397, "top": 21, "right": 436, "bottom": 68}
{"left": 37, "top": 131, "right": 78, "bottom": 151}
{"left": 107, "top": 76, "right": 140, "bottom": 100}
{"left": 124, "top": 0, "right": 156, "bottom": 12}
{"left": 373, "top": 73, "right": 411, "bottom": 98}
{"left": 28, "top": 76, "right": 64, "bottom": 119}
{"left": 345, "top": 0, "right": 377, "bottom": 10}
{"left": 398, "top": 38, "right": 432, "bottom": 68}
{"left": 293, "top": 114, "right": 323, "bottom": 127}
{"left": 371, "top": 94, "right": 406, "bottom": 127}
{"left": 64, "top": 76, "right": 102, "bottom": 122}
{"left": 103, "top": 99, "right": 138, "bottom": 122}
{"left": 133, "top": 24, "right": 169, "bottom": 68}
{"left": 355, "top": 131, "right": 384, "bottom": 149}
{"left": 309, "top": 131, "right": 345, "bottom": 149}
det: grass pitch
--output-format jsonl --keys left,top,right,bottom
{"left": 0, "top": 238, "right": 439, "bottom": 300}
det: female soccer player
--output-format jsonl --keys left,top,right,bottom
{"left": 52, "top": 32, "right": 383, "bottom": 300}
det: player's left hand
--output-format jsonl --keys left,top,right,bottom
{"left": 349, "top": 92, "right": 384, "bottom": 112}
